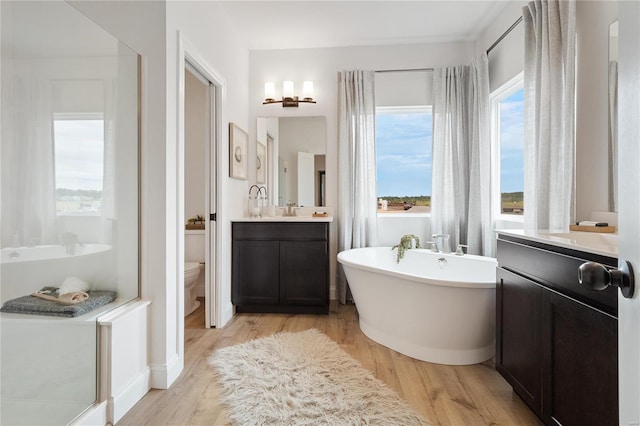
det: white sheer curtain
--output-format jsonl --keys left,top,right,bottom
{"left": 523, "top": 0, "right": 576, "bottom": 232}
{"left": 431, "top": 54, "right": 492, "bottom": 256}
{"left": 1, "top": 77, "right": 57, "bottom": 247}
{"left": 337, "top": 70, "right": 378, "bottom": 303}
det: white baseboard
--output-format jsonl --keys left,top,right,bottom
{"left": 110, "top": 367, "right": 151, "bottom": 424}
{"left": 220, "top": 302, "right": 234, "bottom": 327}
{"left": 72, "top": 401, "right": 108, "bottom": 426}
{"left": 149, "top": 355, "right": 183, "bottom": 389}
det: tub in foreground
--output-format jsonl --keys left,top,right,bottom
{"left": 337, "top": 247, "right": 497, "bottom": 365}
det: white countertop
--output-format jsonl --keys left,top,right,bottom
{"left": 496, "top": 229, "right": 618, "bottom": 258}
{"left": 233, "top": 216, "right": 334, "bottom": 223}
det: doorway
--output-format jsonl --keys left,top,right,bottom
{"left": 183, "top": 59, "right": 220, "bottom": 329}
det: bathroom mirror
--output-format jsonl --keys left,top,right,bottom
{"left": 608, "top": 20, "right": 618, "bottom": 212}
{"left": 256, "top": 116, "right": 327, "bottom": 207}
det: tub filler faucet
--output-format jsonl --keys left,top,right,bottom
{"left": 431, "top": 234, "right": 451, "bottom": 254}
{"left": 59, "top": 232, "right": 79, "bottom": 255}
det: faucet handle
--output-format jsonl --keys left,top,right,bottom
{"left": 426, "top": 241, "right": 438, "bottom": 253}
{"left": 455, "top": 244, "right": 468, "bottom": 256}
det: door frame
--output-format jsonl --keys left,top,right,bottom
{"left": 177, "top": 32, "right": 225, "bottom": 348}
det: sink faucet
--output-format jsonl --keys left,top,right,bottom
{"left": 248, "top": 185, "right": 262, "bottom": 218}
{"left": 249, "top": 185, "right": 261, "bottom": 197}
{"left": 431, "top": 233, "right": 451, "bottom": 254}
{"left": 258, "top": 186, "right": 267, "bottom": 203}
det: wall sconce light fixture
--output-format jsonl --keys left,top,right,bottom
{"left": 263, "top": 81, "right": 316, "bottom": 107}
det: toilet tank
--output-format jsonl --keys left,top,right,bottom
{"left": 185, "top": 230, "right": 205, "bottom": 262}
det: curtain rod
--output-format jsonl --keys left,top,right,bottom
{"left": 486, "top": 16, "right": 523, "bottom": 54}
{"left": 375, "top": 16, "right": 524, "bottom": 73}
{"left": 375, "top": 68, "right": 434, "bottom": 73}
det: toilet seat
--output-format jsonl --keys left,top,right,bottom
{"left": 185, "top": 261, "right": 201, "bottom": 275}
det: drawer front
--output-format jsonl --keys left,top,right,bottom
{"left": 233, "top": 222, "right": 328, "bottom": 241}
{"left": 496, "top": 237, "right": 617, "bottom": 317}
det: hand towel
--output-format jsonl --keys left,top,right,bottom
{"left": 58, "top": 276, "right": 90, "bottom": 295}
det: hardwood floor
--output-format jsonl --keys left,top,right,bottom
{"left": 118, "top": 299, "right": 541, "bottom": 425}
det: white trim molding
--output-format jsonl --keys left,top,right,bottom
{"left": 98, "top": 300, "right": 152, "bottom": 424}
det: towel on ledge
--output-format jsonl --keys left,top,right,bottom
{"left": 0, "top": 287, "right": 117, "bottom": 318}
{"left": 32, "top": 290, "right": 89, "bottom": 305}
{"left": 57, "top": 276, "right": 90, "bottom": 296}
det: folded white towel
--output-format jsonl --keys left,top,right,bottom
{"left": 58, "top": 276, "right": 90, "bottom": 295}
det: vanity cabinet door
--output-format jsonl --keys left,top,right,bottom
{"left": 542, "top": 290, "right": 618, "bottom": 426}
{"left": 232, "top": 240, "right": 280, "bottom": 306}
{"left": 496, "top": 267, "right": 543, "bottom": 416}
{"left": 280, "top": 240, "right": 328, "bottom": 306}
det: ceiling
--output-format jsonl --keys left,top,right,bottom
{"left": 219, "top": 1, "right": 509, "bottom": 50}
{"left": 4, "top": 1, "right": 123, "bottom": 58}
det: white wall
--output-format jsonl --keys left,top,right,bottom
{"left": 376, "top": 70, "right": 432, "bottom": 106}
{"left": 477, "top": 1, "right": 526, "bottom": 92}
{"left": 250, "top": 42, "right": 475, "bottom": 298}
{"left": 184, "top": 69, "right": 207, "bottom": 223}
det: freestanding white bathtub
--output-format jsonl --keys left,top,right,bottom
{"left": 337, "top": 247, "right": 497, "bottom": 365}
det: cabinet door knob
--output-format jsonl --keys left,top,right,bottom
{"left": 578, "top": 260, "right": 635, "bottom": 298}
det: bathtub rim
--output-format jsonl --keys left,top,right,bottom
{"left": 337, "top": 247, "right": 497, "bottom": 289}
{"left": 1, "top": 243, "right": 112, "bottom": 264}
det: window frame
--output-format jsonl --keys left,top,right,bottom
{"left": 490, "top": 72, "right": 525, "bottom": 222}
{"left": 375, "top": 105, "right": 433, "bottom": 217}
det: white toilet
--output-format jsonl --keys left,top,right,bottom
{"left": 184, "top": 261, "right": 202, "bottom": 315}
{"left": 185, "top": 230, "right": 205, "bottom": 316}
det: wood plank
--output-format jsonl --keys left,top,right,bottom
{"left": 118, "top": 299, "right": 541, "bottom": 425}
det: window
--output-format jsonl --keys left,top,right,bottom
{"left": 53, "top": 114, "right": 104, "bottom": 215}
{"left": 375, "top": 106, "right": 432, "bottom": 214}
{"left": 491, "top": 75, "right": 524, "bottom": 216}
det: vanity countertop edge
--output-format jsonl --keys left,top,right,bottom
{"left": 495, "top": 228, "right": 618, "bottom": 258}
{"left": 232, "top": 216, "right": 334, "bottom": 223}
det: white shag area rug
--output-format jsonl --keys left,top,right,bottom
{"left": 208, "top": 328, "right": 427, "bottom": 425}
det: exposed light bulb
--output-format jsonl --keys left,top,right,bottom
{"left": 283, "top": 81, "right": 294, "bottom": 98}
{"left": 302, "top": 81, "right": 314, "bottom": 100}
{"left": 264, "top": 82, "right": 275, "bottom": 100}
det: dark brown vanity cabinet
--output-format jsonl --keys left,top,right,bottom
{"left": 232, "top": 222, "right": 329, "bottom": 314}
{"left": 496, "top": 234, "right": 618, "bottom": 426}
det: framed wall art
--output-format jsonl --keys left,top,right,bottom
{"left": 229, "top": 122, "right": 248, "bottom": 180}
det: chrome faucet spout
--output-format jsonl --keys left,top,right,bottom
{"left": 431, "top": 233, "right": 451, "bottom": 254}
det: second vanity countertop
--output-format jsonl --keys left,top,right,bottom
{"left": 232, "top": 216, "right": 334, "bottom": 223}
{"left": 495, "top": 229, "right": 618, "bottom": 258}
